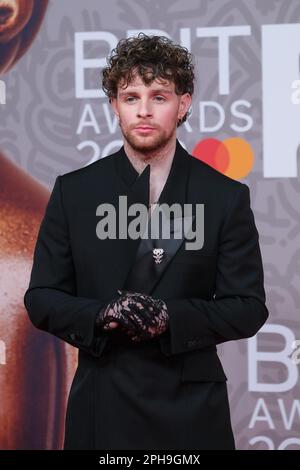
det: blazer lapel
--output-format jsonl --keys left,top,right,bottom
{"left": 122, "top": 139, "right": 193, "bottom": 294}
{"left": 111, "top": 145, "right": 150, "bottom": 291}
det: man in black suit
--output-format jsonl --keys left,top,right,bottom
{"left": 24, "top": 33, "right": 268, "bottom": 450}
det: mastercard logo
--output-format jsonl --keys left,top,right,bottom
{"left": 192, "top": 137, "right": 254, "bottom": 180}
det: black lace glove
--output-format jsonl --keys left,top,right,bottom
{"left": 117, "top": 289, "right": 169, "bottom": 342}
{"left": 95, "top": 290, "right": 169, "bottom": 342}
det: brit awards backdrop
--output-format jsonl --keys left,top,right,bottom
{"left": 0, "top": 0, "right": 300, "bottom": 449}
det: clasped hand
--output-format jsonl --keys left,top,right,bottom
{"left": 96, "top": 290, "right": 169, "bottom": 342}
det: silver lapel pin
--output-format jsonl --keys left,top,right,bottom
{"left": 153, "top": 248, "right": 164, "bottom": 264}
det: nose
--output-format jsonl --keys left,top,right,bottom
{"left": 136, "top": 99, "right": 152, "bottom": 118}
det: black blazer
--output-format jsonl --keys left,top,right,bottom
{"left": 24, "top": 139, "right": 268, "bottom": 450}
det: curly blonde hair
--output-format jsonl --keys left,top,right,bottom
{"left": 102, "top": 33, "right": 194, "bottom": 126}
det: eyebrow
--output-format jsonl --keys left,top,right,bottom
{"left": 119, "top": 88, "right": 173, "bottom": 97}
